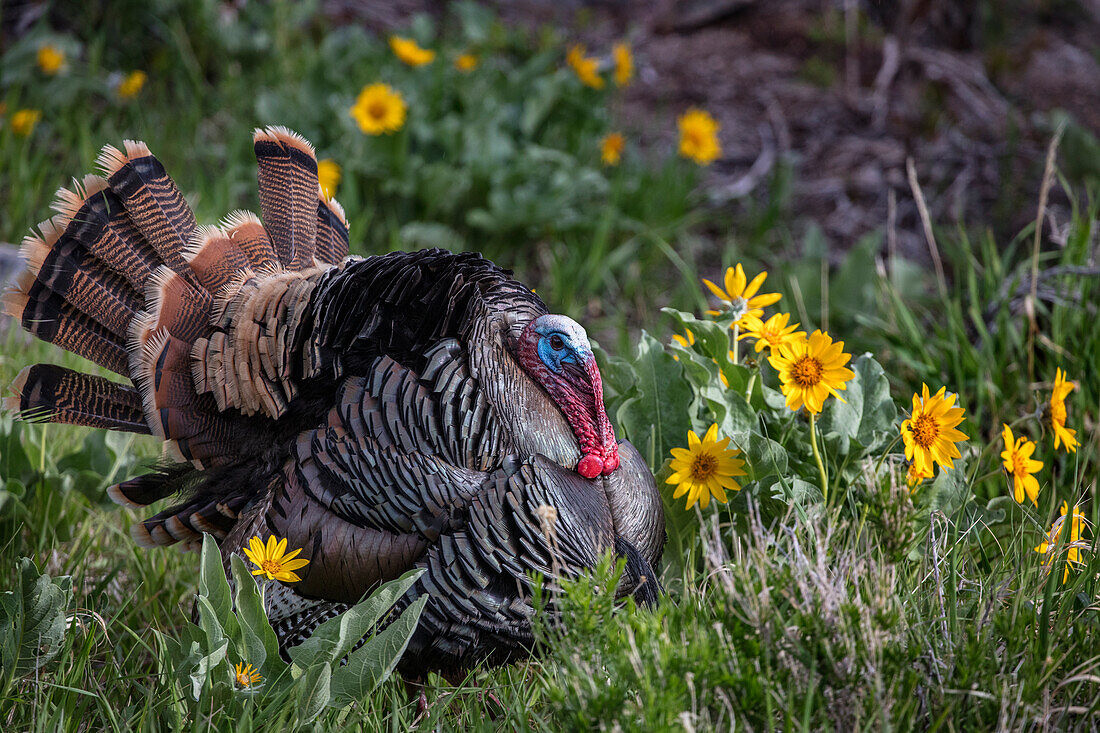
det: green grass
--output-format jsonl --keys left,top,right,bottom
{"left": 3, "top": 1, "right": 1100, "bottom": 730}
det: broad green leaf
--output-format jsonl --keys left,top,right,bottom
{"left": 730, "top": 430, "right": 789, "bottom": 481}
{"left": 229, "top": 555, "right": 281, "bottom": 676}
{"left": 198, "top": 535, "right": 237, "bottom": 641}
{"left": 288, "top": 569, "right": 424, "bottom": 669}
{"left": 661, "top": 308, "right": 733, "bottom": 362}
{"left": 296, "top": 661, "right": 332, "bottom": 723}
{"left": 194, "top": 596, "right": 227, "bottom": 652}
{"left": 919, "top": 461, "right": 971, "bottom": 518}
{"left": 186, "top": 637, "right": 229, "bottom": 701}
{"left": 615, "top": 332, "right": 695, "bottom": 470}
{"left": 329, "top": 595, "right": 428, "bottom": 707}
{"left": 819, "top": 354, "right": 898, "bottom": 459}
{"left": 0, "top": 558, "right": 73, "bottom": 695}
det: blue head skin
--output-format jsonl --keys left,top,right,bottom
{"left": 517, "top": 314, "right": 619, "bottom": 478}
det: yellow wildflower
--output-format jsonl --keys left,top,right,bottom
{"left": 906, "top": 461, "right": 934, "bottom": 489}
{"left": 1000, "top": 424, "right": 1043, "bottom": 507}
{"left": 350, "top": 83, "right": 407, "bottom": 135}
{"left": 243, "top": 536, "right": 310, "bottom": 583}
{"left": 678, "top": 108, "right": 721, "bottom": 165}
{"left": 11, "top": 109, "right": 41, "bottom": 137}
{"left": 37, "top": 44, "right": 64, "bottom": 75}
{"left": 740, "top": 312, "right": 805, "bottom": 353}
{"left": 234, "top": 662, "right": 263, "bottom": 688}
{"left": 455, "top": 53, "right": 478, "bottom": 71}
{"left": 612, "top": 42, "right": 633, "bottom": 86}
{"left": 666, "top": 424, "right": 748, "bottom": 510}
{"left": 600, "top": 132, "right": 624, "bottom": 166}
{"left": 900, "top": 385, "right": 968, "bottom": 477}
{"left": 116, "top": 70, "right": 147, "bottom": 100}
{"left": 703, "top": 263, "right": 782, "bottom": 327}
{"left": 769, "top": 330, "right": 854, "bottom": 414}
{"left": 567, "top": 45, "right": 604, "bottom": 89}
{"left": 1050, "top": 368, "right": 1078, "bottom": 453}
{"left": 1035, "top": 501, "right": 1087, "bottom": 583}
{"left": 317, "top": 158, "right": 341, "bottom": 198}
{"left": 389, "top": 36, "right": 435, "bottom": 66}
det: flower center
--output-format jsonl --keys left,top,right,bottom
{"left": 790, "top": 356, "right": 823, "bottom": 388}
{"left": 690, "top": 451, "right": 716, "bottom": 482}
{"left": 1011, "top": 452, "right": 1029, "bottom": 478}
{"left": 260, "top": 559, "right": 281, "bottom": 576}
{"left": 236, "top": 670, "right": 252, "bottom": 686}
{"left": 910, "top": 413, "right": 939, "bottom": 448}
{"left": 368, "top": 100, "right": 389, "bottom": 120}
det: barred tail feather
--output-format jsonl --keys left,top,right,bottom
{"left": 315, "top": 196, "right": 350, "bottom": 265}
{"left": 6, "top": 365, "right": 150, "bottom": 433}
{"left": 253, "top": 126, "right": 319, "bottom": 270}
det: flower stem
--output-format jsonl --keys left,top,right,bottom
{"left": 810, "top": 413, "right": 829, "bottom": 504}
{"left": 731, "top": 324, "right": 739, "bottom": 365}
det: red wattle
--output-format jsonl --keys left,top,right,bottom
{"left": 577, "top": 454, "right": 604, "bottom": 479}
{"left": 601, "top": 452, "right": 619, "bottom": 475}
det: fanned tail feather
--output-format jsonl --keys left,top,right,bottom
{"left": 4, "top": 364, "right": 150, "bottom": 433}
{"left": 5, "top": 128, "right": 340, "bottom": 551}
{"left": 254, "top": 126, "right": 319, "bottom": 269}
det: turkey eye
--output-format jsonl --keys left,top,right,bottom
{"left": 549, "top": 335, "right": 565, "bottom": 351}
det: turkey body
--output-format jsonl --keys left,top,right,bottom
{"left": 3, "top": 128, "right": 665, "bottom": 676}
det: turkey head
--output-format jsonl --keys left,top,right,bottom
{"left": 515, "top": 314, "right": 620, "bottom": 478}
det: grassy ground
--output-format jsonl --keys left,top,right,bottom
{"left": 2, "top": 2, "right": 1099, "bottom": 730}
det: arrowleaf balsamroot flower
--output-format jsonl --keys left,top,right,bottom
{"left": 601, "top": 132, "right": 624, "bottom": 166}
{"left": 455, "top": 53, "right": 478, "bottom": 71}
{"left": 234, "top": 662, "right": 262, "bottom": 688}
{"left": 37, "top": 44, "right": 64, "bottom": 75}
{"left": 244, "top": 536, "right": 309, "bottom": 583}
{"left": 906, "top": 461, "right": 933, "bottom": 489}
{"left": 769, "top": 330, "right": 854, "bottom": 414}
{"left": 566, "top": 45, "right": 604, "bottom": 89}
{"left": 1049, "top": 368, "right": 1078, "bottom": 453}
{"left": 1000, "top": 424, "right": 1042, "bottom": 506}
{"left": 317, "top": 158, "right": 341, "bottom": 198}
{"left": 678, "top": 108, "right": 721, "bottom": 165}
{"left": 116, "top": 70, "right": 147, "bottom": 100}
{"left": 350, "top": 83, "right": 407, "bottom": 135}
{"left": 900, "top": 385, "right": 967, "bottom": 477}
{"left": 702, "top": 263, "right": 782, "bottom": 327}
{"left": 612, "top": 42, "right": 633, "bottom": 86}
{"left": 11, "top": 109, "right": 41, "bottom": 137}
{"left": 1035, "top": 501, "right": 1087, "bottom": 583}
{"left": 389, "top": 36, "right": 435, "bottom": 66}
{"left": 740, "top": 312, "right": 805, "bottom": 353}
{"left": 666, "top": 424, "right": 747, "bottom": 510}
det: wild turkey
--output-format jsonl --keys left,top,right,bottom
{"left": 2, "top": 127, "right": 665, "bottom": 676}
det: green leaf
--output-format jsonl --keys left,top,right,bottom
{"left": 614, "top": 332, "right": 695, "bottom": 470}
{"left": 185, "top": 637, "right": 229, "bottom": 701}
{"left": 229, "top": 555, "right": 281, "bottom": 676}
{"left": 0, "top": 558, "right": 73, "bottom": 695}
{"left": 730, "top": 430, "right": 789, "bottom": 481}
{"left": 329, "top": 595, "right": 428, "bottom": 707}
{"left": 197, "top": 535, "right": 237, "bottom": 641}
{"left": 289, "top": 569, "right": 424, "bottom": 669}
{"left": 919, "top": 461, "right": 971, "bottom": 517}
{"left": 296, "top": 661, "right": 333, "bottom": 724}
{"left": 819, "top": 354, "right": 898, "bottom": 458}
